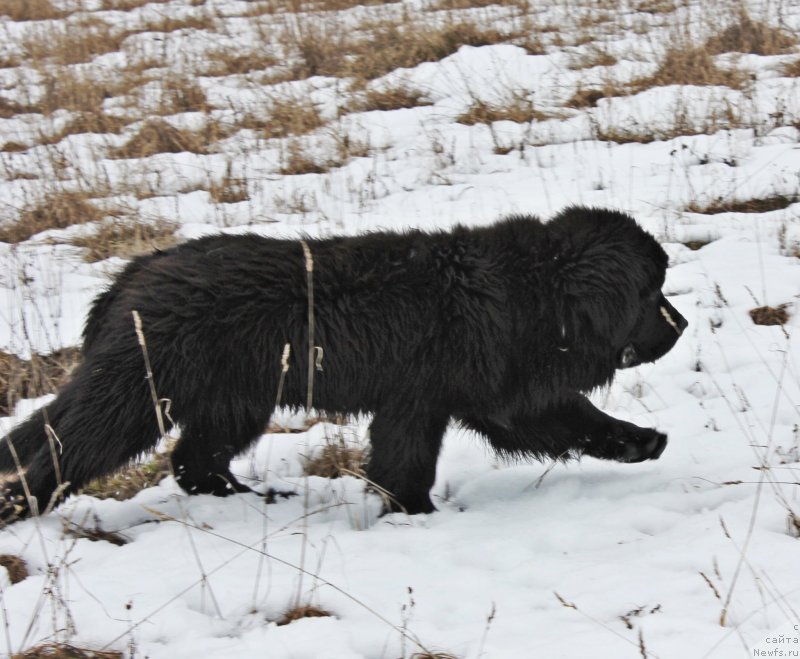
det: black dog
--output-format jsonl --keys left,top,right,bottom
{"left": 0, "top": 206, "right": 686, "bottom": 520}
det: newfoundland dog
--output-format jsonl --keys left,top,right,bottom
{"left": 1, "top": 206, "right": 686, "bottom": 520}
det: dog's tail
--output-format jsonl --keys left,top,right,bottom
{"left": 0, "top": 357, "right": 163, "bottom": 517}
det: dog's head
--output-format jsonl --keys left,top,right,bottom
{"left": 548, "top": 206, "right": 687, "bottom": 370}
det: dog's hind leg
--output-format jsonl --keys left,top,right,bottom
{"left": 170, "top": 411, "right": 270, "bottom": 497}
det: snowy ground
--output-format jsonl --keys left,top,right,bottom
{"left": 1, "top": 0, "right": 800, "bottom": 657}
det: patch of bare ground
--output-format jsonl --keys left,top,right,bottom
{"left": 0, "top": 347, "right": 81, "bottom": 416}
{"left": 564, "top": 84, "right": 616, "bottom": 109}
{"left": 100, "top": 0, "right": 169, "bottom": 9}
{"left": 567, "top": 46, "right": 617, "bottom": 70}
{"left": 204, "top": 50, "right": 278, "bottom": 77}
{"left": 0, "top": 192, "right": 109, "bottom": 243}
{"left": 783, "top": 59, "right": 800, "bottom": 76}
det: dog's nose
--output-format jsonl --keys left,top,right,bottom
{"left": 660, "top": 299, "right": 688, "bottom": 335}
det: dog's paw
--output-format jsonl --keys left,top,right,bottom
{"left": 618, "top": 429, "right": 668, "bottom": 463}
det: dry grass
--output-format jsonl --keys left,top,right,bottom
{"left": 280, "top": 140, "right": 331, "bottom": 175}
{"left": 110, "top": 120, "right": 211, "bottom": 158}
{"left": 209, "top": 164, "right": 250, "bottom": 204}
{"left": 100, "top": 0, "right": 169, "bottom": 9}
{"left": 567, "top": 46, "right": 617, "bottom": 70}
{"left": 0, "top": 347, "right": 81, "bottom": 416}
{"left": 686, "top": 194, "right": 796, "bottom": 215}
{"left": 0, "top": 554, "right": 29, "bottom": 584}
{"left": 0, "top": 141, "right": 29, "bottom": 153}
{"left": 11, "top": 645, "right": 122, "bottom": 659}
{"left": 302, "top": 439, "right": 366, "bottom": 478}
{"left": 80, "top": 453, "right": 171, "bottom": 501}
{"left": 565, "top": 85, "right": 615, "bottom": 109}
{"left": 45, "top": 112, "right": 131, "bottom": 145}
{"left": 356, "top": 84, "right": 433, "bottom": 112}
{"left": 276, "top": 604, "right": 333, "bottom": 626}
{"left": 69, "top": 217, "right": 178, "bottom": 262}
{"left": 0, "top": 0, "right": 67, "bottom": 21}
{"left": 205, "top": 50, "right": 278, "bottom": 76}
{"left": 630, "top": 45, "right": 745, "bottom": 93}
{"left": 23, "top": 18, "right": 132, "bottom": 66}
{"left": 749, "top": 304, "right": 790, "bottom": 326}
{"left": 635, "top": 0, "right": 676, "bottom": 13}
{"left": 780, "top": 59, "right": 800, "bottom": 77}
{"left": 457, "top": 95, "right": 550, "bottom": 125}
{"left": 158, "top": 78, "right": 210, "bottom": 115}
{"left": 35, "top": 69, "right": 131, "bottom": 115}
{"left": 705, "top": 10, "right": 796, "bottom": 55}
{"left": 63, "top": 520, "right": 129, "bottom": 546}
{"left": 0, "top": 193, "right": 108, "bottom": 244}
{"left": 143, "top": 14, "right": 216, "bottom": 33}
{"left": 264, "top": 98, "right": 325, "bottom": 139}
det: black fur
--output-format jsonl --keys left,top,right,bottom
{"left": 0, "top": 206, "right": 686, "bottom": 520}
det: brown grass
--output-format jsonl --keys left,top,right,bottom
{"left": 63, "top": 520, "right": 129, "bottom": 546}
{"left": 567, "top": 46, "right": 617, "bottom": 70}
{"left": 69, "top": 218, "right": 178, "bottom": 262}
{"left": 302, "top": 440, "right": 366, "bottom": 478}
{"left": 565, "top": 85, "right": 615, "bottom": 109}
{"left": 457, "top": 96, "right": 550, "bottom": 125}
{"left": 635, "top": 0, "right": 675, "bottom": 13}
{"left": 158, "top": 78, "right": 210, "bottom": 115}
{"left": 0, "top": 554, "right": 29, "bottom": 584}
{"left": 80, "top": 453, "right": 171, "bottom": 501}
{"left": 686, "top": 194, "right": 796, "bottom": 215}
{"left": 352, "top": 21, "right": 512, "bottom": 81}
{"left": 44, "top": 112, "right": 131, "bottom": 145}
{"left": 780, "top": 59, "right": 800, "bottom": 77}
{"left": 0, "top": 192, "right": 108, "bottom": 244}
{"left": 35, "top": 69, "right": 130, "bottom": 115}
{"left": 11, "top": 645, "right": 122, "bottom": 659}
{"left": 705, "top": 10, "right": 796, "bottom": 56}
{"left": 143, "top": 14, "right": 216, "bottom": 33}
{"left": 0, "top": 347, "right": 81, "bottom": 416}
{"left": 1, "top": 141, "right": 29, "bottom": 153}
{"left": 280, "top": 140, "right": 330, "bottom": 175}
{"left": 356, "top": 84, "right": 433, "bottom": 112}
{"left": 277, "top": 604, "right": 333, "bottom": 626}
{"left": 110, "top": 120, "right": 210, "bottom": 158}
{"left": 100, "top": 0, "right": 169, "bottom": 9}
{"left": 749, "top": 304, "right": 790, "bottom": 326}
{"left": 630, "top": 45, "right": 745, "bottom": 93}
{"left": 264, "top": 98, "right": 325, "bottom": 139}
{"left": 209, "top": 164, "right": 249, "bottom": 204}
{"left": 0, "top": 0, "right": 67, "bottom": 21}
{"left": 23, "top": 18, "right": 132, "bottom": 66}
{"left": 205, "top": 50, "right": 278, "bottom": 76}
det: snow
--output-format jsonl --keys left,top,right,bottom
{"left": 2, "top": 0, "right": 800, "bottom": 656}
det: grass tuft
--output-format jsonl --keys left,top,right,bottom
{"left": 69, "top": 217, "right": 178, "bottom": 262}
{"left": 749, "top": 304, "right": 790, "bottom": 326}
{"left": 0, "top": 0, "right": 67, "bottom": 21}
{"left": 0, "top": 554, "right": 29, "bottom": 584}
{"left": 705, "top": 10, "right": 797, "bottom": 56}
{"left": 630, "top": 45, "right": 745, "bottom": 93}
{"left": 303, "top": 440, "right": 366, "bottom": 479}
{"left": 11, "top": 644, "right": 123, "bottom": 659}
{"left": 0, "top": 193, "right": 108, "bottom": 244}
{"left": 80, "top": 453, "right": 171, "bottom": 501}
{"left": 277, "top": 604, "right": 333, "bottom": 626}
{"left": 687, "top": 194, "right": 796, "bottom": 215}
{"left": 457, "top": 95, "right": 550, "bottom": 125}
{"left": 356, "top": 84, "right": 433, "bottom": 112}
{"left": 0, "top": 348, "right": 81, "bottom": 416}
{"left": 110, "top": 120, "right": 210, "bottom": 158}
